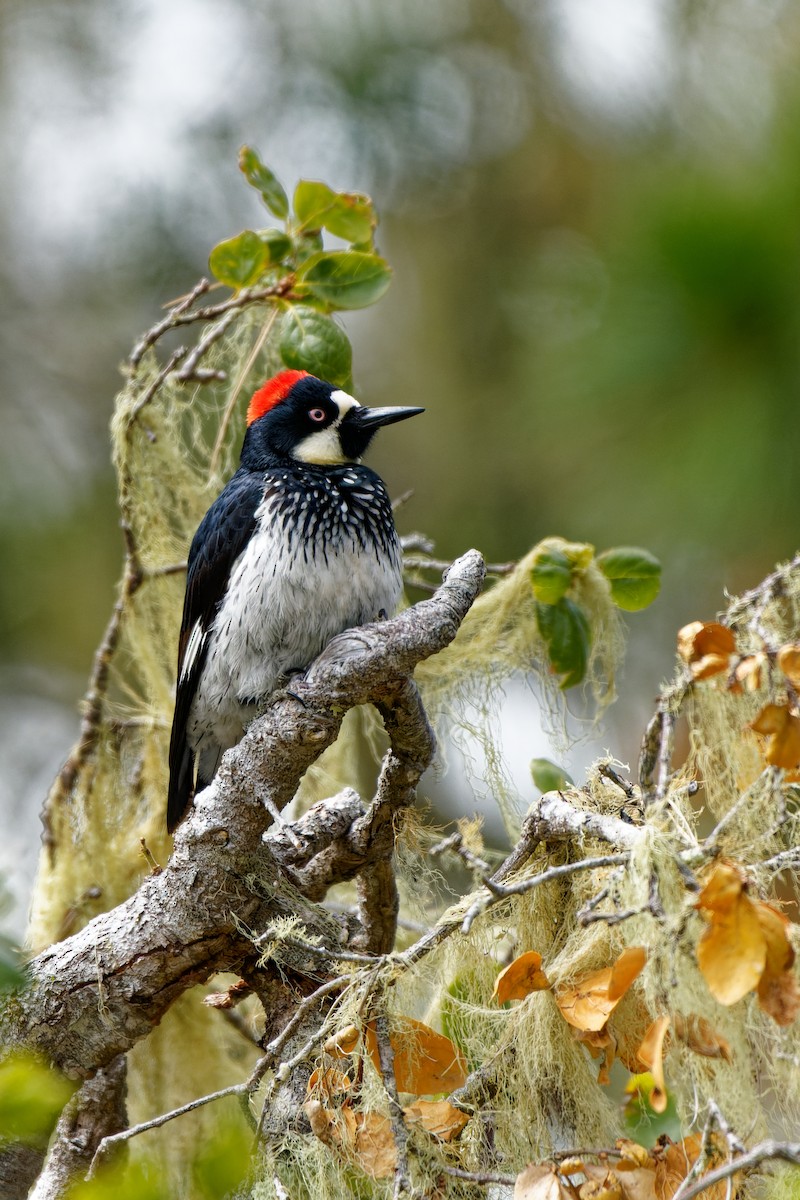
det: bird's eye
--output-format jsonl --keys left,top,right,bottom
{"left": 308, "top": 408, "right": 327, "bottom": 423}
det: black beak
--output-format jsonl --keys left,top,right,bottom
{"left": 350, "top": 405, "right": 424, "bottom": 430}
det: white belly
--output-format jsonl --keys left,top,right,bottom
{"left": 187, "top": 490, "right": 401, "bottom": 757}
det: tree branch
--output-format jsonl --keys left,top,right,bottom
{"left": 30, "top": 1057, "right": 127, "bottom": 1200}
{"left": 4, "top": 551, "right": 486, "bottom": 1081}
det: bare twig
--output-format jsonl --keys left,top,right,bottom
{"left": 429, "top": 830, "right": 492, "bottom": 876}
{"left": 759, "top": 846, "right": 800, "bottom": 872}
{"left": 673, "top": 1140, "right": 800, "bottom": 1200}
{"left": 726, "top": 551, "right": 800, "bottom": 627}
{"left": 138, "top": 839, "right": 162, "bottom": 875}
{"left": 461, "top": 853, "right": 630, "bottom": 934}
{"left": 175, "top": 308, "right": 239, "bottom": 382}
{"left": 129, "top": 277, "right": 293, "bottom": 369}
{"left": 90, "top": 1081, "right": 247, "bottom": 1176}
{"left": 639, "top": 707, "right": 677, "bottom": 805}
{"left": 579, "top": 869, "right": 665, "bottom": 927}
{"left": 439, "top": 1164, "right": 516, "bottom": 1187}
{"left": 597, "top": 762, "right": 636, "bottom": 799}
{"left": 129, "top": 278, "right": 211, "bottom": 367}
{"left": 403, "top": 555, "right": 515, "bottom": 576}
{"left": 209, "top": 304, "right": 281, "bottom": 475}
{"left": 375, "top": 1013, "right": 412, "bottom": 1198}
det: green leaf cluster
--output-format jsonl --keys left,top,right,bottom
{"left": 531, "top": 540, "right": 661, "bottom": 689}
{"left": 206, "top": 147, "right": 393, "bottom": 387}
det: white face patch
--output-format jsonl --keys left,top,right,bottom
{"left": 292, "top": 390, "right": 362, "bottom": 465}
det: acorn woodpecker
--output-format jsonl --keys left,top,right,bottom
{"left": 166, "top": 369, "right": 423, "bottom": 832}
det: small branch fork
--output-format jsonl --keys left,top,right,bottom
{"left": 674, "top": 1140, "right": 800, "bottom": 1200}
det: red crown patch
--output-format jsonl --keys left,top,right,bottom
{"left": 246, "top": 370, "right": 310, "bottom": 425}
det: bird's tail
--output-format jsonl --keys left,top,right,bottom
{"left": 167, "top": 730, "right": 195, "bottom": 834}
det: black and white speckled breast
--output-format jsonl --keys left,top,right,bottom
{"left": 263, "top": 463, "right": 398, "bottom": 564}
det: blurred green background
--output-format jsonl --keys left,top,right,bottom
{"left": 2, "top": 0, "right": 799, "bottom": 925}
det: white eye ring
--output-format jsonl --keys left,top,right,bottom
{"left": 309, "top": 408, "right": 327, "bottom": 423}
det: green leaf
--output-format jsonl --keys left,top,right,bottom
{"left": 293, "top": 180, "right": 336, "bottom": 227}
{"left": 294, "top": 229, "right": 324, "bottom": 265}
{"left": 257, "top": 228, "right": 293, "bottom": 264}
{"left": 323, "top": 192, "right": 375, "bottom": 243}
{"left": 536, "top": 597, "right": 591, "bottom": 689}
{"left": 597, "top": 547, "right": 662, "bottom": 612}
{"left": 238, "top": 146, "right": 289, "bottom": 219}
{"left": 294, "top": 181, "right": 376, "bottom": 244}
{"left": 208, "top": 230, "right": 271, "bottom": 290}
{"left": 0, "top": 1053, "right": 76, "bottom": 1147}
{"left": 280, "top": 307, "right": 352, "bottom": 387}
{"left": 530, "top": 758, "right": 573, "bottom": 793}
{"left": 297, "top": 251, "right": 392, "bottom": 310}
{"left": 531, "top": 546, "right": 574, "bottom": 605}
{"left": 624, "top": 1073, "right": 682, "bottom": 1147}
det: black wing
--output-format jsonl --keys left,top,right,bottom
{"left": 167, "top": 468, "right": 265, "bottom": 832}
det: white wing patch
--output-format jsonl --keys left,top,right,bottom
{"left": 180, "top": 619, "right": 207, "bottom": 683}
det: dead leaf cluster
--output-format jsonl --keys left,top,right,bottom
{"left": 749, "top": 702, "right": 800, "bottom": 770}
{"left": 678, "top": 622, "right": 800, "bottom": 769}
{"left": 305, "top": 1017, "right": 468, "bottom": 1178}
{"left": 677, "top": 622, "right": 735, "bottom": 681}
{"left": 695, "top": 861, "right": 800, "bottom": 1024}
{"left": 514, "top": 1135, "right": 730, "bottom": 1200}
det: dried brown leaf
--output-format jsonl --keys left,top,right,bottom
{"left": 582, "top": 1164, "right": 655, "bottom": 1200}
{"left": 678, "top": 621, "right": 735, "bottom": 680}
{"left": 696, "top": 875, "right": 766, "bottom": 1006}
{"left": 557, "top": 1157, "right": 587, "bottom": 1175}
{"left": 557, "top": 947, "right": 646, "bottom": 1032}
{"left": 755, "top": 901, "right": 800, "bottom": 1026}
{"left": 750, "top": 702, "right": 800, "bottom": 769}
{"left": 392, "top": 1017, "right": 467, "bottom": 1094}
{"left": 730, "top": 653, "right": 765, "bottom": 694}
{"left": 494, "top": 951, "right": 551, "bottom": 1003}
{"left": 403, "top": 1098, "right": 469, "bottom": 1142}
{"left": 306, "top": 1066, "right": 351, "bottom": 1102}
{"left": 608, "top": 946, "right": 647, "bottom": 1001}
{"left": 354, "top": 1111, "right": 397, "bottom": 1179}
{"left": 558, "top": 968, "right": 617, "bottom": 1032}
{"left": 671, "top": 1013, "right": 732, "bottom": 1062}
{"left": 636, "top": 1017, "right": 670, "bottom": 1114}
{"left": 325, "top": 1016, "right": 467, "bottom": 1093}
{"left": 778, "top": 643, "right": 800, "bottom": 688}
{"left": 580, "top": 1172, "right": 623, "bottom": 1200}
{"left": 515, "top": 1164, "right": 569, "bottom": 1199}
{"left": 615, "top": 1140, "right": 654, "bottom": 1170}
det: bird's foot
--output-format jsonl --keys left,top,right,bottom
{"left": 283, "top": 667, "right": 309, "bottom": 708}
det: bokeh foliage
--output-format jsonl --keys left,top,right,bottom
{"left": 2, "top": 0, "right": 800, "bottom": 715}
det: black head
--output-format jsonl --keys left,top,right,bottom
{"left": 241, "top": 371, "right": 423, "bottom": 469}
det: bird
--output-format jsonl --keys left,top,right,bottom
{"left": 166, "top": 369, "right": 423, "bottom": 832}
